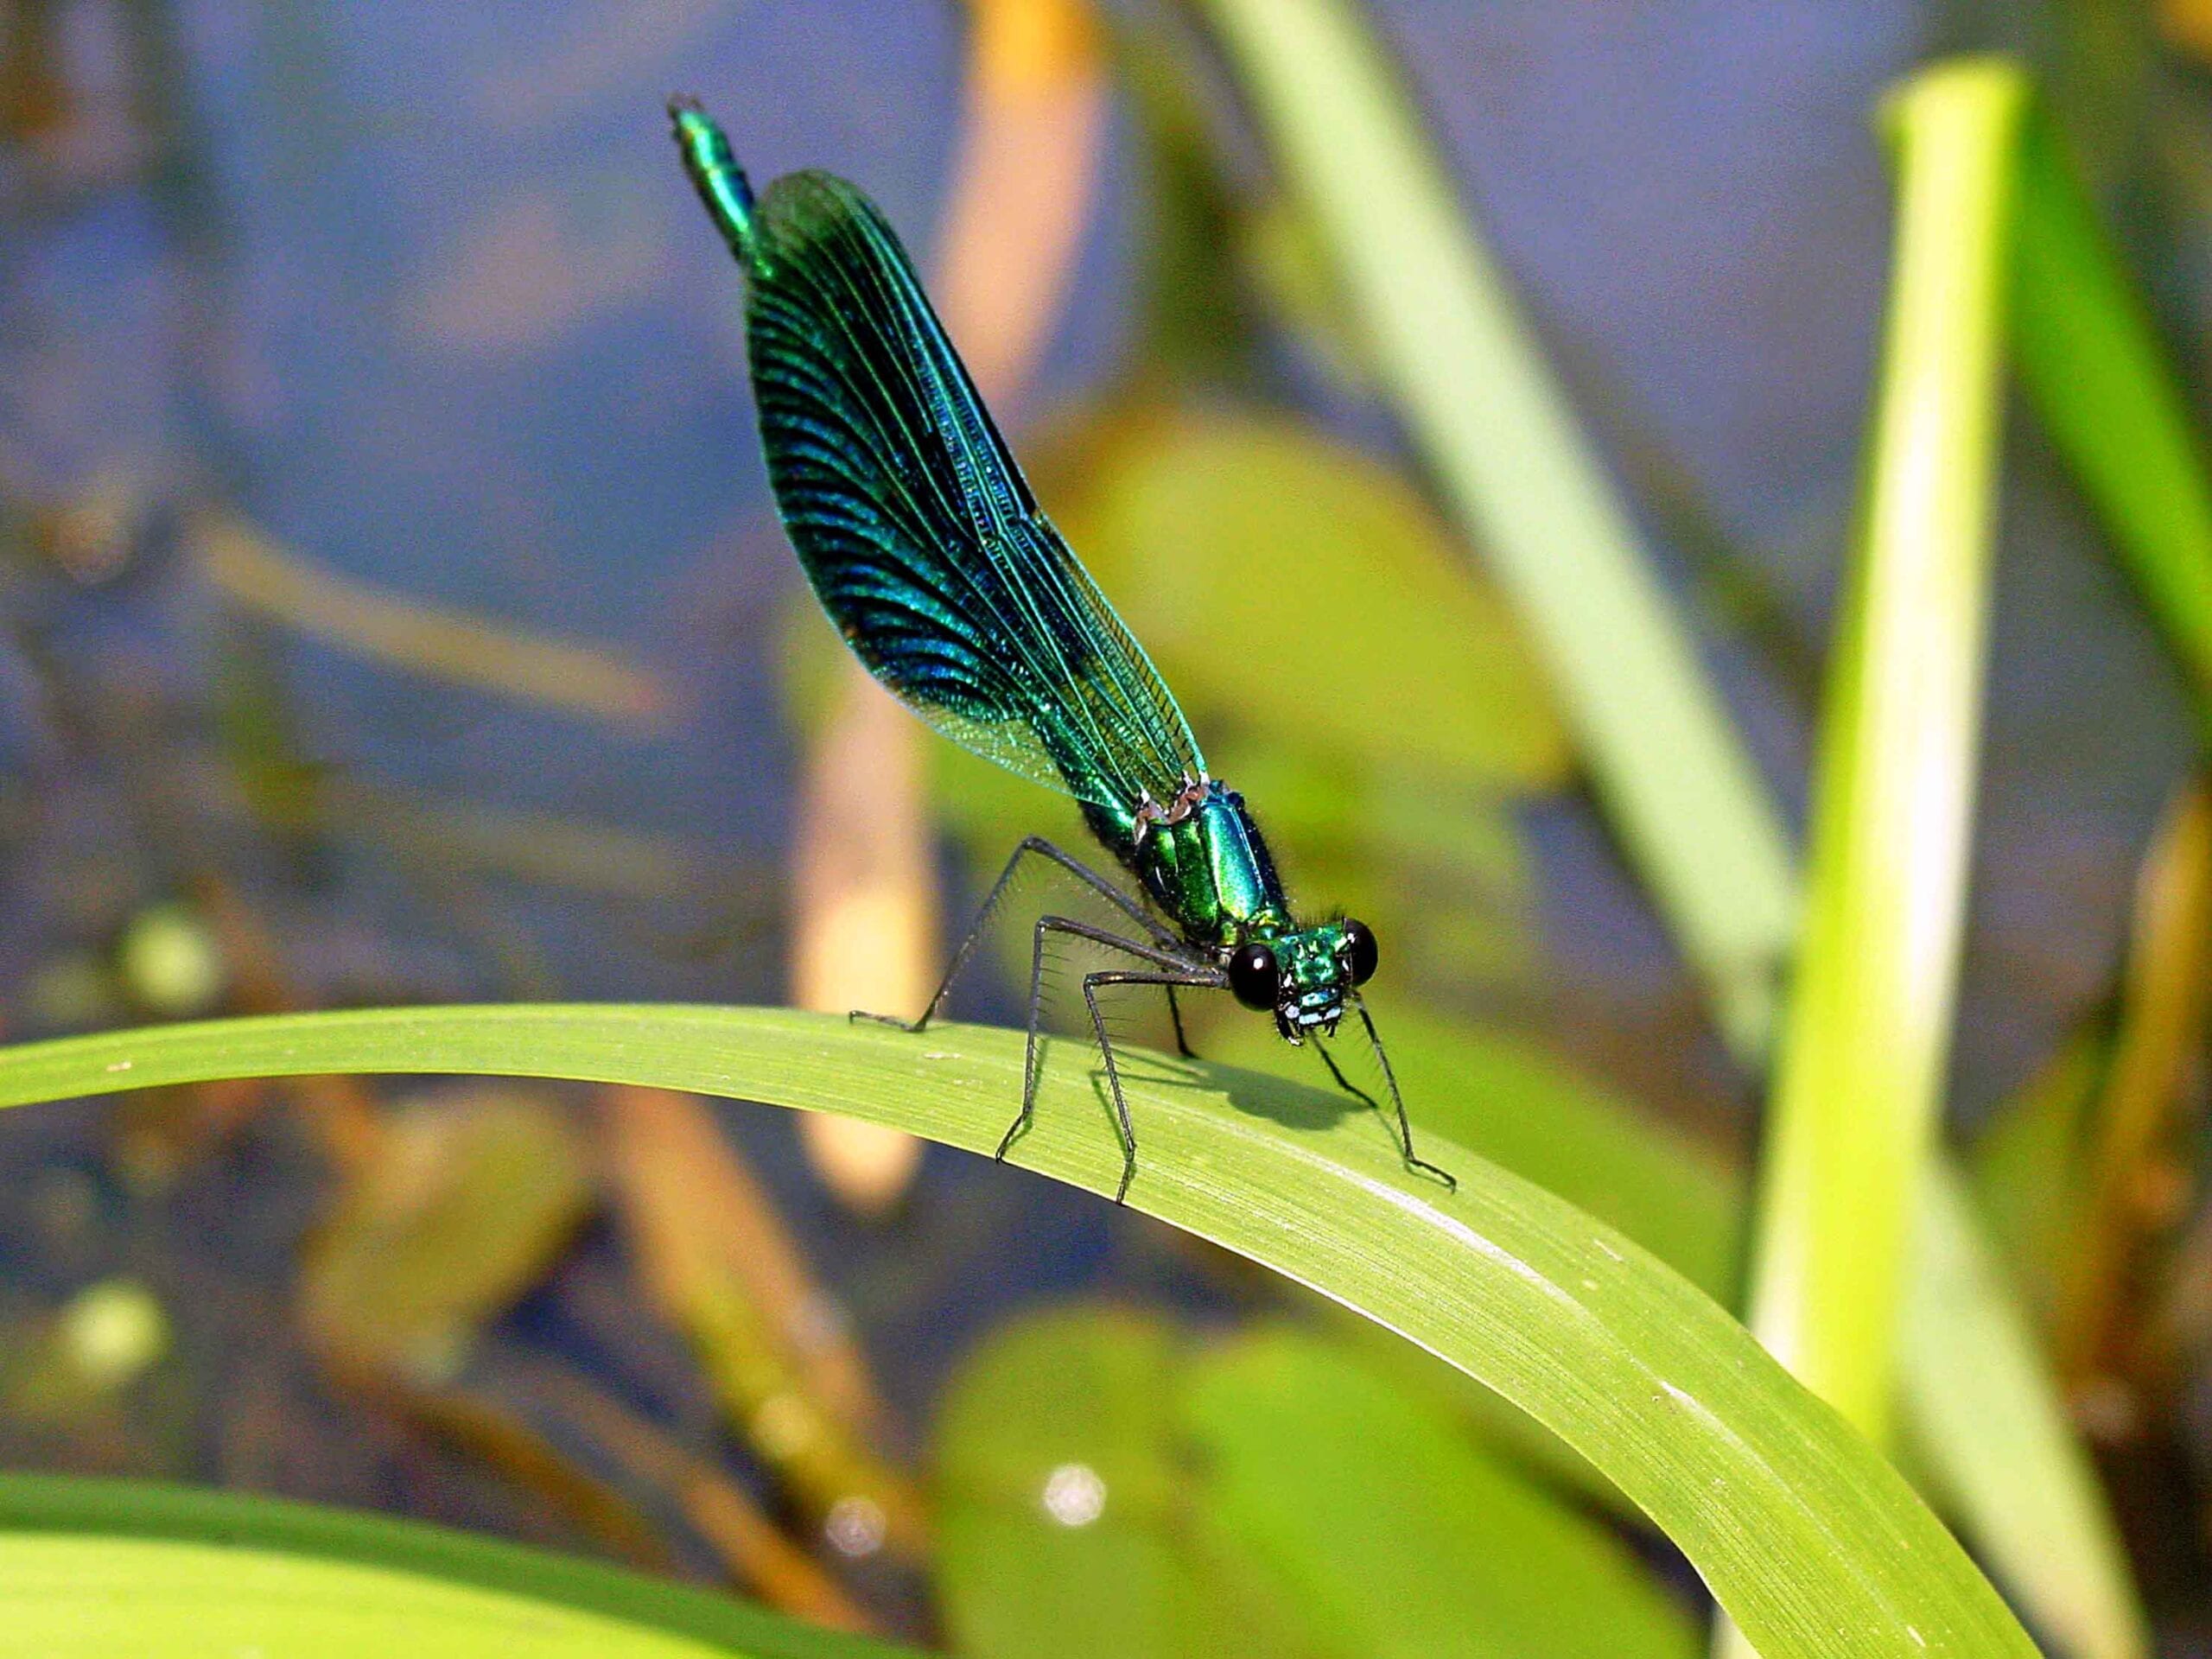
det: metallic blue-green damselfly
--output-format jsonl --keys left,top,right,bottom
{"left": 671, "top": 97, "right": 1452, "bottom": 1204}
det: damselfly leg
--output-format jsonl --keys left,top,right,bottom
{"left": 1001, "top": 915, "right": 1224, "bottom": 1203}
{"left": 1313, "top": 1001, "right": 1457, "bottom": 1192}
{"left": 854, "top": 836, "right": 1221, "bottom": 1201}
{"left": 851, "top": 836, "right": 1180, "bottom": 1033}
{"left": 1077, "top": 968, "right": 1230, "bottom": 1204}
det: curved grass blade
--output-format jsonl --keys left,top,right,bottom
{"left": 0, "top": 1005, "right": 2035, "bottom": 1658}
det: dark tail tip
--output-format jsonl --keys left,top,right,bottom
{"left": 666, "top": 92, "right": 703, "bottom": 124}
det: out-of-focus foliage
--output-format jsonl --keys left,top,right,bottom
{"left": 1040, "top": 408, "right": 1568, "bottom": 788}
{"left": 1195, "top": 0, "right": 1800, "bottom": 1057}
{"left": 934, "top": 1310, "right": 1695, "bottom": 1659}
{"left": 299, "top": 1087, "right": 591, "bottom": 1378}
{"left": 2012, "top": 112, "right": 2212, "bottom": 733}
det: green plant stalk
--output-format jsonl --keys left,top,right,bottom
{"left": 0, "top": 1005, "right": 2036, "bottom": 1658}
{"left": 1741, "top": 57, "right": 2021, "bottom": 1452}
{"left": 2012, "top": 110, "right": 2212, "bottom": 724}
{"left": 1194, "top": 0, "right": 1799, "bottom": 1054}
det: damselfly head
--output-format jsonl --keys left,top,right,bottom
{"left": 1227, "top": 918, "right": 1379, "bottom": 1044}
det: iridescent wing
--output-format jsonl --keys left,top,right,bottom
{"left": 734, "top": 167, "right": 1205, "bottom": 816}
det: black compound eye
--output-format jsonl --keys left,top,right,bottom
{"left": 1227, "top": 942, "right": 1280, "bottom": 1011}
{"left": 1342, "top": 919, "right": 1379, "bottom": 987}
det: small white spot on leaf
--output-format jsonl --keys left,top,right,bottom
{"left": 1040, "top": 1461, "right": 1107, "bottom": 1528}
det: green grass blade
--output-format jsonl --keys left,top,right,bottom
{"left": 2012, "top": 110, "right": 2212, "bottom": 720}
{"left": 0, "top": 1473, "right": 907, "bottom": 1659}
{"left": 1739, "top": 55, "right": 2020, "bottom": 1444}
{"left": 1192, "top": 0, "right": 1798, "bottom": 1053}
{"left": 0, "top": 1004, "right": 2034, "bottom": 1658}
{"left": 3, "top": 1537, "right": 777, "bottom": 1659}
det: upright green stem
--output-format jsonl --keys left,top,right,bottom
{"left": 1743, "top": 56, "right": 2022, "bottom": 1449}
{"left": 1716, "top": 57, "right": 2023, "bottom": 1659}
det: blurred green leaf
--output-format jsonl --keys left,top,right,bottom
{"left": 299, "top": 1086, "right": 591, "bottom": 1377}
{"left": 1046, "top": 406, "right": 1569, "bottom": 790}
{"left": 1187, "top": 1326, "right": 1697, "bottom": 1659}
{"left": 936, "top": 1309, "right": 1695, "bottom": 1659}
{"left": 935, "top": 1310, "right": 1315, "bottom": 1659}
{"left": 0, "top": 1006, "right": 2042, "bottom": 1658}
{"left": 2013, "top": 106, "right": 2212, "bottom": 729}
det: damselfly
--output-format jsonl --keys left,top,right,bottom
{"left": 671, "top": 97, "right": 1452, "bottom": 1204}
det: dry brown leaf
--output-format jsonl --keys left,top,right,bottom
{"left": 2055, "top": 777, "right": 2212, "bottom": 1414}
{"left": 521, "top": 1360, "right": 879, "bottom": 1635}
{"left": 602, "top": 1085, "right": 925, "bottom": 1555}
{"left": 194, "top": 512, "right": 675, "bottom": 728}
